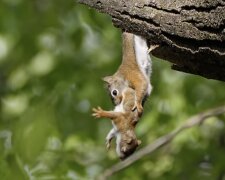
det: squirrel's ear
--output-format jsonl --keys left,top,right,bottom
{"left": 102, "top": 76, "right": 113, "bottom": 84}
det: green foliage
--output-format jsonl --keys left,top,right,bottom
{"left": 0, "top": 0, "right": 225, "bottom": 179}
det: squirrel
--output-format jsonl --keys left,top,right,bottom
{"left": 103, "top": 32, "right": 152, "bottom": 117}
{"left": 92, "top": 87, "right": 141, "bottom": 160}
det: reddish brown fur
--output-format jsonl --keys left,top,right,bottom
{"left": 92, "top": 87, "right": 141, "bottom": 159}
{"left": 103, "top": 32, "right": 148, "bottom": 116}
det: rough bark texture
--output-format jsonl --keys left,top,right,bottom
{"left": 79, "top": 0, "right": 225, "bottom": 82}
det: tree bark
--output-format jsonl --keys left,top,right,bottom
{"left": 78, "top": 0, "right": 225, "bottom": 82}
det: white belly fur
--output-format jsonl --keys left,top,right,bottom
{"left": 134, "top": 35, "right": 152, "bottom": 95}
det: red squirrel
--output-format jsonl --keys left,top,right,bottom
{"left": 92, "top": 32, "right": 152, "bottom": 159}
{"left": 92, "top": 87, "right": 141, "bottom": 160}
{"left": 103, "top": 32, "right": 152, "bottom": 117}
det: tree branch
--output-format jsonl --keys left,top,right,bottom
{"left": 99, "top": 105, "right": 225, "bottom": 180}
{"left": 79, "top": 0, "right": 225, "bottom": 82}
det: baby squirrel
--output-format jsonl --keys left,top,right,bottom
{"left": 92, "top": 87, "right": 141, "bottom": 160}
{"left": 103, "top": 32, "right": 152, "bottom": 117}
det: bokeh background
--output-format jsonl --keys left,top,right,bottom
{"left": 0, "top": 0, "right": 225, "bottom": 179}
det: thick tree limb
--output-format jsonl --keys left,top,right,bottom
{"left": 98, "top": 105, "right": 225, "bottom": 180}
{"left": 79, "top": 0, "right": 225, "bottom": 82}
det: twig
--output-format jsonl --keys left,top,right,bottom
{"left": 99, "top": 105, "right": 225, "bottom": 179}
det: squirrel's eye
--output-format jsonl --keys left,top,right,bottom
{"left": 111, "top": 89, "right": 118, "bottom": 97}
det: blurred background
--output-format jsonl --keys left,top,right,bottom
{"left": 0, "top": 0, "right": 225, "bottom": 179}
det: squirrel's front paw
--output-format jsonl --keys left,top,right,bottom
{"left": 106, "top": 140, "right": 111, "bottom": 150}
{"left": 92, "top": 106, "right": 103, "bottom": 118}
{"left": 106, "top": 138, "right": 113, "bottom": 150}
{"left": 136, "top": 103, "right": 143, "bottom": 117}
{"left": 132, "top": 103, "right": 143, "bottom": 117}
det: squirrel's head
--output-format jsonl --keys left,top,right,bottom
{"left": 118, "top": 130, "right": 141, "bottom": 160}
{"left": 102, "top": 75, "right": 128, "bottom": 105}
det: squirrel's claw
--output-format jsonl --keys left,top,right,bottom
{"left": 92, "top": 106, "right": 103, "bottom": 112}
{"left": 106, "top": 136, "right": 114, "bottom": 150}
{"left": 106, "top": 141, "right": 111, "bottom": 150}
{"left": 92, "top": 113, "right": 98, "bottom": 118}
{"left": 132, "top": 106, "right": 137, "bottom": 112}
{"left": 132, "top": 103, "right": 143, "bottom": 117}
{"left": 97, "top": 106, "right": 102, "bottom": 111}
{"left": 148, "top": 44, "right": 159, "bottom": 53}
{"left": 106, "top": 139, "right": 112, "bottom": 150}
{"left": 137, "top": 104, "right": 143, "bottom": 117}
{"left": 92, "top": 106, "right": 103, "bottom": 118}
